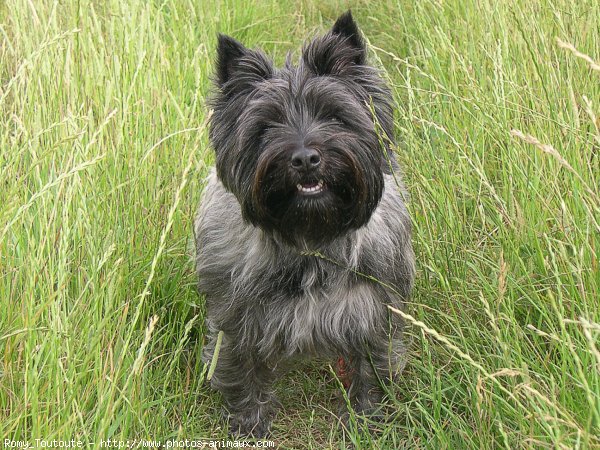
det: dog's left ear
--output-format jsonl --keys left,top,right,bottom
{"left": 331, "top": 10, "right": 366, "bottom": 64}
{"left": 303, "top": 10, "right": 366, "bottom": 75}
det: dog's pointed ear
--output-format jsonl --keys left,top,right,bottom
{"left": 216, "top": 34, "right": 247, "bottom": 86}
{"left": 215, "top": 34, "right": 273, "bottom": 89}
{"left": 331, "top": 10, "right": 365, "bottom": 62}
{"left": 303, "top": 10, "right": 366, "bottom": 76}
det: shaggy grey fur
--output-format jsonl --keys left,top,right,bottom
{"left": 194, "top": 11, "right": 415, "bottom": 437}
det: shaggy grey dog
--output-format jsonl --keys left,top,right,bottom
{"left": 195, "top": 11, "right": 415, "bottom": 437}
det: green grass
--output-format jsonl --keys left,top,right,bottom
{"left": 1, "top": 0, "right": 599, "bottom": 448}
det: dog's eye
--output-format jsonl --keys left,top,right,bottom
{"left": 256, "top": 124, "right": 270, "bottom": 139}
{"left": 329, "top": 116, "right": 345, "bottom": 125}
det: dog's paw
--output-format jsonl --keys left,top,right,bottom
{"left": 338, "top": 401, "right": 388, "bottom": 436}
{"left": 228, "top": 408, "right": 275, "bottom": 438}
{"left": 338, "top": 385, "right": 387, "bottom": 429}
{"left": 355, "top": 392, "right": 385, "bottom": 418}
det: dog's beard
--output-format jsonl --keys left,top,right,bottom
{"left": 247, "top": 145, "right": 381, "bottom": 247}
{"left": 264, "top": 185, "right": 352, "bottom": 246}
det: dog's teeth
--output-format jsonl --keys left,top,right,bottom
{"left": 297, "top": 181, "right": 325, "bottom": 194}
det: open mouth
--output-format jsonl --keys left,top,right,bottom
{"left": 296, "top": 179, "right": 325, "bottom": 195}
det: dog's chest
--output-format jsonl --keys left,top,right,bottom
{"left": 261, "top": 260, "right": 384, "bottom": 356}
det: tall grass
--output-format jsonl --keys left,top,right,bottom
{"left": 1, "top": 0, "right": 598, "bottom": 448}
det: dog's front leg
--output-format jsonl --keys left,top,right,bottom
{"left": 345, "top": 323, "right": 405, "bottom": 420}
{"left": 206, "top": 334, "right": 278, "bottom": 438}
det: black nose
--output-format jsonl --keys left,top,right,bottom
{"left": 290, "top": 148, "right": 321, "bottom": 172}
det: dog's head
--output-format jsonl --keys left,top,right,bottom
{"left": 209, "top": 11, "right": 395, "bottom": 247}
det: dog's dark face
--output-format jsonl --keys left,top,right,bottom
{"left": 210, "top": 12, "right": 395, "bottom": 246}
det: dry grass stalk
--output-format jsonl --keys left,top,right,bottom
{"left": 556, "top": 38, "right": 600, "bottom": 72}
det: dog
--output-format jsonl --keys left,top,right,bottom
{"left": 194, "top": 11, "right": 415, "bottom": 437}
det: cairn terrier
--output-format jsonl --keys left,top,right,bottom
{"left": 195, "top": 11, "right": 415, "bottom": 437}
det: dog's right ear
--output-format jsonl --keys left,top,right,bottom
{"left": 215, "top": 34, "right": 273, "bottom": 89}
{"left": 216, "top": 34, "right": 247, "bottom": 86}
